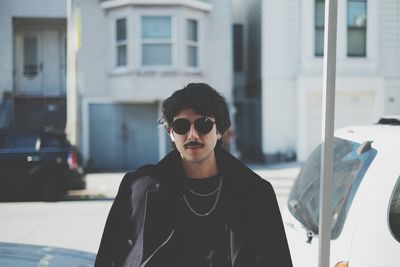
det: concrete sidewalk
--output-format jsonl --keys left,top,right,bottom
{"left": 69, "top": 162, "right": 302, "bottom": 208}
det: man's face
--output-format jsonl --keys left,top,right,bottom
{"left": 169, "top": 108, "right": 221, "bottom": 166}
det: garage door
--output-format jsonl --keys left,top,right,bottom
{"left": 89, "top": 103, "right": 159, "bottom": 171}
{"left": 305, "top": 90, "right": 375, "bottom": 159}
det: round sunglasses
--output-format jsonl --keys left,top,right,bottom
{"left": 172, "top": 117, "right": 215, "bottom": 135}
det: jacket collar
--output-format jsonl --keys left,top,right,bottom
{"left": 152, "top": 146, "right": 256, "bottom": 196}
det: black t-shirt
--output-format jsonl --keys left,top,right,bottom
{"left": 173, "top": 174, "right": 230, "bottom": 267}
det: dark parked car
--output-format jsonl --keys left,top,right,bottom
{"left": 0, "top": 129, "right": 86, "bottom": 201}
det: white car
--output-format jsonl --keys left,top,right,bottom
{"left": 283, "top": 117, "right": 400, "bottom": 267}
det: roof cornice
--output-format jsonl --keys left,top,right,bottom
{"left": 100, "top": 0, "right": 213, "bottom": 12}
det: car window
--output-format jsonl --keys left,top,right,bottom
{"left": 1, "top": 134, "right": 39, "bottom": 149}
{"left": 40, "top": 133, "right": 70, "bottom": 148}
{"left": 288, "top": 137, "right": 377, "bottom": 239}
{"left": 41, "top": 136, "right": 62, "bottom": 148}
{"left": 389, "top": 176, "right": 400, "bottom": 242}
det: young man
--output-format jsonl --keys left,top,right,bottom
{"left": 95, "top": 83, "right": 292, "bottom": 267}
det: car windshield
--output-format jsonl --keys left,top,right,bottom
{"left": 288, "top": 137, "right": 377, "bottom": 239}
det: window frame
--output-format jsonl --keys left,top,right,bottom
{"left": 185, "top": 17, "right": 201, "bottom": 72}
{"left": 23, "top": 33, "right": 40, "bottom": 77}
{"left": 138, "top": 13, "right": 177, "bottom": 71}
{"left": 112, "top": 15, "right": 130, "bottom": 71}
{"left": 115, "top": 17, "right": 128, "bottom": 68}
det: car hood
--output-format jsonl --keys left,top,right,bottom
{"left": 0, "top": 242, "right": 95, "bottom": 267}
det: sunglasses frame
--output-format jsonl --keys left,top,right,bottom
{"left": 171, "top": 117, "right": 216, "bottom": 135}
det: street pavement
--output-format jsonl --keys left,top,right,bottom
{"left": 0, "top": 162, "right": 301, "bottom": 254}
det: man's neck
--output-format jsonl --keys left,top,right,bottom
{"left": 182, "top": 159, "right": 218, "bottom": 179}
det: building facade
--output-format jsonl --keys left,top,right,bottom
{"left": 240, "top": 0, "right": 400, "bottom": 162}
{"left": 0, "top": 0, "right": 67, "bottom": 130}
{"left": 72, "top": 0, "right": 233, "bottom": 171}
{"left": 0, "top": 0, "right": 233, "bottom": 171}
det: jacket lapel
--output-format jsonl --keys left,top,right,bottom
{"left": 216, "top": 147, "right": 257, "bottom": 266}
{"left": 141, "top": 150, "right": 184, "bottom": 262}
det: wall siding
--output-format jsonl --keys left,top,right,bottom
{"left": 262, "top": 0, "right": 299, "bottom": 156}
{"left": 378, "top": 0, "right": 400, "bottom": 114}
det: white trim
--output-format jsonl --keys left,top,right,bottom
{"left": 100, "top": 0, "right": 213, "bottom": 12}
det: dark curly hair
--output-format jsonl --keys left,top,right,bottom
{"left": 160, "top": 83, "right": 231, "bottom": 136}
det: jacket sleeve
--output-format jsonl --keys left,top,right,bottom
{"left": 261, "top": 181, "right": 293, "bottom": 267}
{"left": 95, "top": 173, "right": 135, "bottom": 267}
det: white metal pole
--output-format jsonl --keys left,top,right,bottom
{"left": 66, "top": 0, "right": 78, "bottom": 145}
{"left": 319, "top": 0, "right": 338, "bottom": 266}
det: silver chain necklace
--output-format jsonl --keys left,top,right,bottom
{"left": 185, "top": 176, "right": 223, "bottom": 197}
{"left": 183, "top": 176, "right": 223, "bottom": 217}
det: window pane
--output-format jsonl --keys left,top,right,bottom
{"left": 315, "top": 0, "right": 325, "bottom": 56}
{"left": 315, "top": 1, "right": 325, "bottom": 27}
{"left": 348, "top": 1, "right": 367, "bottom": 27}
{"left": 117, "top": 45, "right": 127, "bottom": 66}
{"left": 288, "top": 138, "right": 377, "bottom": 239}
{"left": 187, "top": 19, "right": 198, "bottom": 42}
{"left": 187, "top": 45, "right": 197, "bottom": 67}
{"left": 348, "top": 29, "right": 366, "bottom": 56}
{"left": 348, "top": 0, "right": 367, "bottom": 57}
{"left": 142, "top": 16, "right": 171, "bottom": 39}
{"left": 315, "top": 29, "right": 324, "bottom": 56}
{"left": 116, "top": 18, "right": 126, "bottom": 41}
{"left": 23, "top": 36, "right": 38, "bottom": 76}
{"left": 142, "top": 44, "right": 172, "bottom": 66}
{"left": 389, "top": 177, "right": 400, "bottom": 242}
{"left": 233, "top": 24, "right": 243, "bottom": 71}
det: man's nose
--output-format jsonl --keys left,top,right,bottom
{"left": 187, "top": 124, "right": 199, "bottom": 140}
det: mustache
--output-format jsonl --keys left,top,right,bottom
{"left": 184, "top": 141, "right": 204, "bottom": 148}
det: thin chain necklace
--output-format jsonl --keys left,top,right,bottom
{"left": 185, "top": 176, "right": 223, "bottom": 197}
{"left": 183, "top": 176, "right": 222, "bottom": 217}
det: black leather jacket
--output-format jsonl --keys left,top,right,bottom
{"left": 95, "top": 147, "right": 293, "bottom": 267}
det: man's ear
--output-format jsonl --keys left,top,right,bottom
{"left": 217, "top": 130, "right": 222, "bottom": 140}
{"left": 169, "top": 130, "right": 175, "bottom": 142}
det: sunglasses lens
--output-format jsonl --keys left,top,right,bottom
{"left": 172, "top": 119, "right": 190, "bottom": 135}
{"left": 195, "top": 118, "right": 214, "bottom": 134}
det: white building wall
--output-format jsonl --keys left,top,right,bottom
{"left": 379, "top": 0, "right": 400, "bottom": 115}
{"left": 0, "top": 0, "right": 66, "bottom": 101}
{"left": 261, "top": 0, "right": 300, "bottom": 157}
{"left": 261, "top": 0, "right": 399, "bottom": 162}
